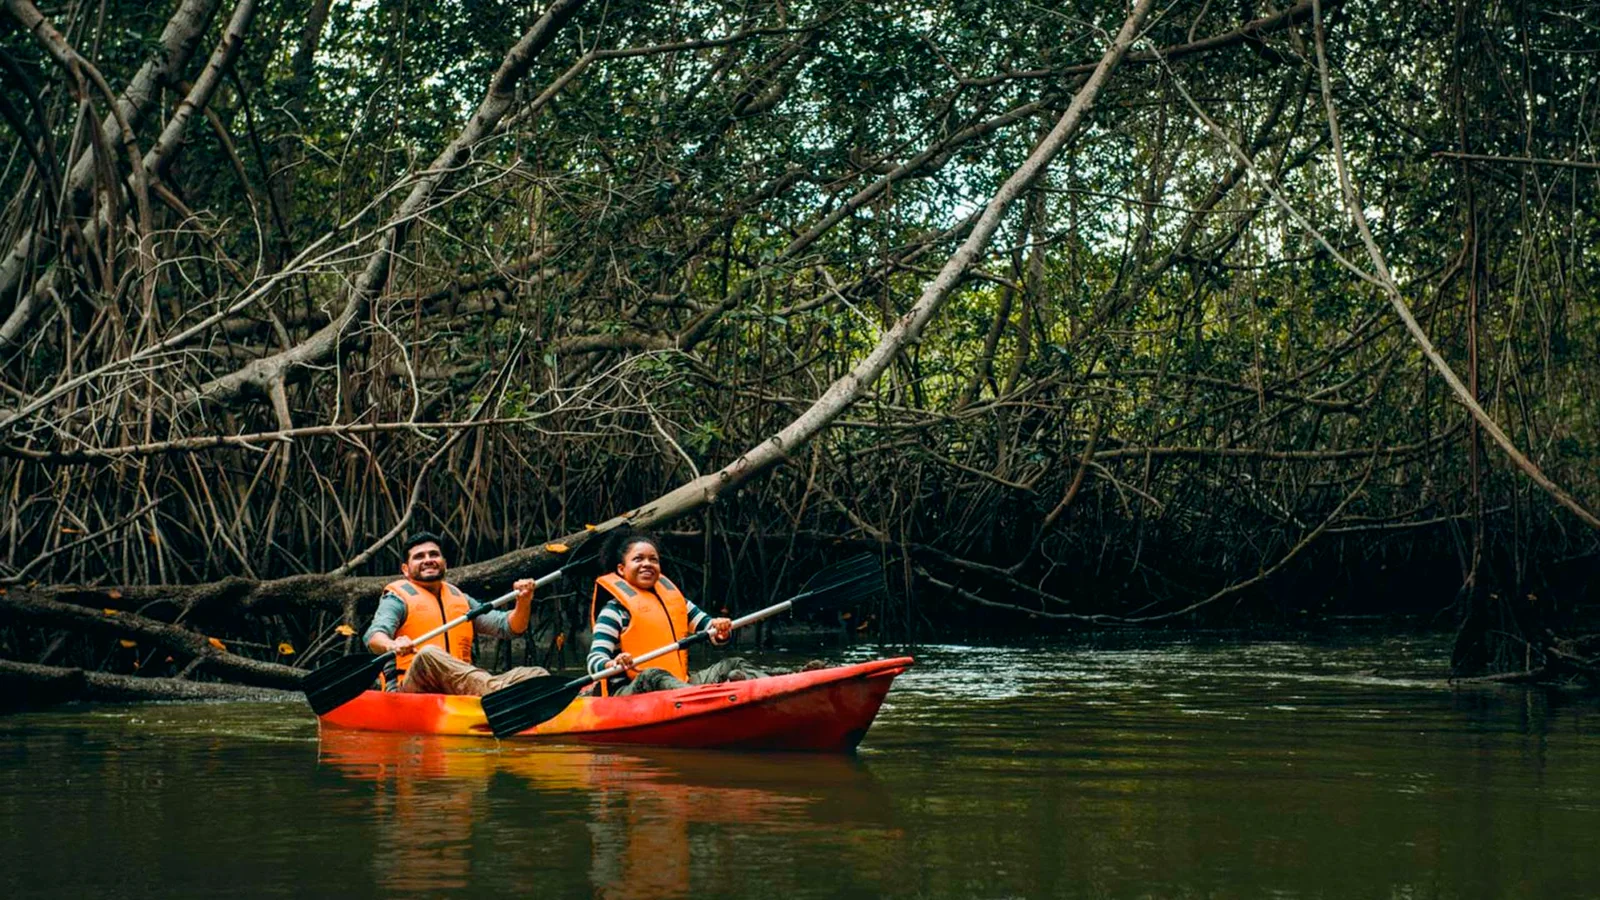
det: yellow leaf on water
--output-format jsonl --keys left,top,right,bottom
{"left": 545, "top": 542, "right": 570, "bottom": 553}
{"left": 554, "top": 634, "right": 566, "bottom": 650}
{"left": 584, "top": 524, "right": 596, "bottom": 531}
{"left": 107, "top": 589, "right": 122, "bottom": 600}
{"left": 277, "top": 642, "right": 295, "bottom": 655}
{"left": 103, "top": 608, "right": 120, "bottom": 616}
{"left": 207, "top": 637, "right": 227, "bottom": 652}
{"left": 119, "top": 639, "right": 136, "bottom": 648}
{"left": 334, "top": 624, "right": 357, "bottom": 637}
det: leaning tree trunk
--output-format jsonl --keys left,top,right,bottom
{"left": 5, "top": 0, "right": 1155, "bottom": 692}
{"left": 423, "top": 0, "right": 1158, "bottom": 587}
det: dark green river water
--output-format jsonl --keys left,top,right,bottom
{"left": 2, "top": 634, "right": 1598, "bottom": 899}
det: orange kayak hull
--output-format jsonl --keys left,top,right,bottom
{"left": 316, "top": 656, "right": 913, "bottom": 752}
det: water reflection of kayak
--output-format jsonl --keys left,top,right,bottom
{"left": 316, "top": 657, "right": 913, "bottom": 752}
{"left": 318, "top": 729, "right": 900, "bottom": 839}
{"left": 318, "top": 729, "right": 901, "bottom": 898}
{"left": 318, "top": 729, "right": 894, "bottom": 822}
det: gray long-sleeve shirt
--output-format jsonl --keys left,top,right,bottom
{"left": 361, "top": 584, "right": 520, "bottom": 647}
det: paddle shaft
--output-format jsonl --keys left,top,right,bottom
{"left": 481, "top": 553, "right": 882, "bottom": 736}
{"left": 305, "top": 557, "right": 593, "bottom": 715}
{"left": 377, "top": 564, "right": 572, "bottom": 664}
{"left": 586, "top": 596, "right": 796, "bottom": 684}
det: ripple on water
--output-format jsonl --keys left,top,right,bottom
{"left": 5, "top": 635, "right": 1600, "bottom": 900}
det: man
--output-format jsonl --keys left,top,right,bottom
{"left": 363, "top": 531, "right": 549, "bottom": 695}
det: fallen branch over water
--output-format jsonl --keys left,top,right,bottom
{"left": 0, "top": 589, "right": 304, "bottom": 689}
{"left": 0, "top": 659, "right": 298, "bottom": 709}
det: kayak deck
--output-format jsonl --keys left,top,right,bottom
{"left": 316, "top": 656, "right": 913, "bottom": 752}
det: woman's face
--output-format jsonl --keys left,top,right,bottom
{"left": 617, "top": 540, "right": 661, "bottom": 590}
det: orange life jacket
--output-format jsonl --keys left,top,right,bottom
{"left": 384, "top": 578, "right": 475, "bottom": 673}
{"left": 591, "top": 572, "right": 691, "bottom": 694}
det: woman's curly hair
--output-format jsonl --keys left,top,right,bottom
{"left": 600, "top": 528, "right": 662, "bottom": 573}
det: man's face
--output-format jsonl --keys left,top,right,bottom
{"left": 402, "top": 541, "right": 447, "bottom": 583}
{"left": 617, "top": 541, "right": 660, "bottom": 590}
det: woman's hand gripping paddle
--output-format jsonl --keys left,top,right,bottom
{"left": 481, "top": 553, "right": 886, "bottom": 739}
{"left": 303, "top": 549, "right": 591, "bottom": 716}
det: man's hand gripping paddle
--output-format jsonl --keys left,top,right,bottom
{"left": 303, "top": 548, "right": 592, "bottom": 716}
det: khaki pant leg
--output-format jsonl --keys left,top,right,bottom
{"left": 483, "top": 664, "right": 551, "bottom": 693}
{"left": 398, "top": 646, "right": 494, "bottom": 695}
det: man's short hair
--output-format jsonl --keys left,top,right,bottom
{"left": 402, "top": 531, "right": 446, "bottom": 559}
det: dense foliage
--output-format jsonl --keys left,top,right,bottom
{"left": 2, "top": 0, "right": 1599, "bottom": 681}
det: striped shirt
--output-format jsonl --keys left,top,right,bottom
{"left": 587, "top": 594, "right": 715, "bottom": 680}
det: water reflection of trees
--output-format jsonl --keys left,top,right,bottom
{"left": 317, "top": 731, "right": 898, "bottom": 898}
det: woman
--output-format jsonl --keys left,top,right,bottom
{"left": 587, "top": 530, "right": 764, "bottom": 695}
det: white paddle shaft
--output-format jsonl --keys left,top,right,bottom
{"left": 591, "top": 599, "right": 794, "bottom": 682}
{"left": 404, "top": 565, "right": 571, "bottom": 647}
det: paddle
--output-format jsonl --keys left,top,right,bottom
{"left": 304, "top": 551, "right": 592, "bottom": 716}
{"left": 481, "top": 552, "right": 886, "bottom": 738}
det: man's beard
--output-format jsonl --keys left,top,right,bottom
{"left": 410, "top": 566, "right": 445, "bottom": 583}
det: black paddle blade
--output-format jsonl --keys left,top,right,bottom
{"left": 481, "top": 674, "right": 587, "bottom": 739}
{"left": 793, "top": 553, "right": 886, "bottom": 609}
{"left": 303, "top": 653, "right": 386, "bottom": 716}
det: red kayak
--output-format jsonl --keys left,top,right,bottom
{"left": 317, "top": 656, "right": 913, "bottom": 752}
